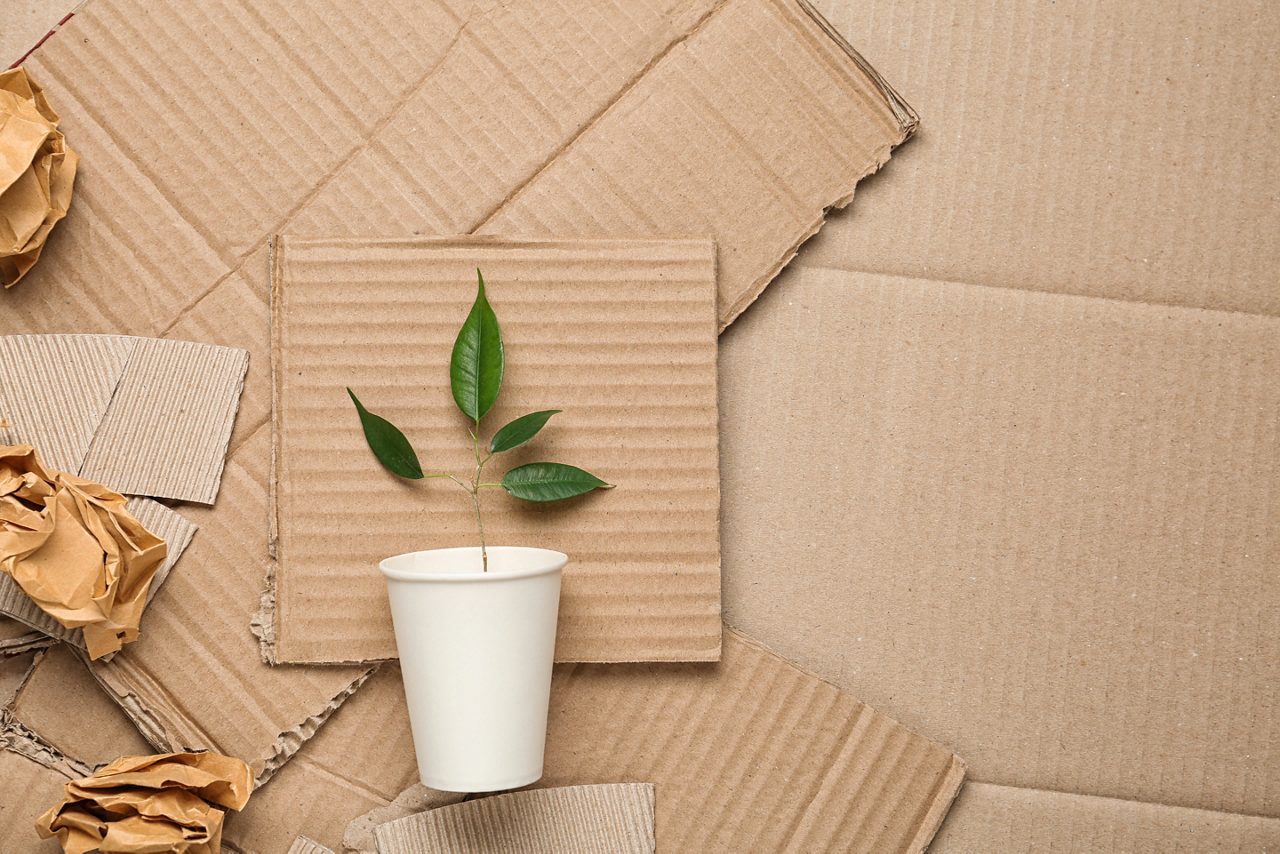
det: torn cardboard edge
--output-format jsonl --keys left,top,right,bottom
{"left": 288, "top": 837, "right": 335, "bottom": 854}
{"left": 372, "top": 784, "right": 657, "bottom": 854}
{"left": 0, "top": 496, "right": 197, "bottom": 653}
{"left": 87, "top": 658, "right": 375, "bottom": 787}
{"left": 0, "top": 334, "right": 250, "bottom": 504}
{"left": 0, "top": 619, "right": 52, "bottom": 655}
{"left": 267, "top": 237, "right": 722, "bottom": 666}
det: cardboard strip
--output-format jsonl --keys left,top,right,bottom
{"left": 272, "top": 238, "right": 721, "bottom": 664}
{"left": 0, "top": 617, "right": 51, "bottom": 655}
{"left": 0, "top": 496, "right": 196, "bottom": 652}
{"left": 0, "top": 333, "right": 134, "bottom": 472}
{"left": 372, "top": 784, "right": 656, "bottom": 854}
{"left": 80, "top": 337, "right": 250, "bottom": 504}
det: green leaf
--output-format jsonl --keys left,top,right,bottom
{"left": 450, "top": 269, "right": 504, "bottom": 422}
{"left": 489, "top": 410, "right": 561, "bottom": 454}
{"left": 347, "top": 388, "right": 424, "bottom": 479}
{"left": 501, "top": 462, "right": 613, "bottom": 502}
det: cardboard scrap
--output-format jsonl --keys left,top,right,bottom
{"left": 271, "top": 238, "right": 721, "bottom": 664}
{"left": 0, "top": 334, "right": 250, "bottom": 505}
{"left": 0, "top": 615, "right": 51, "bottom": 655}
{"left": 0, "top": 445, "right": 166, "bottom": 659}
{"left": 0, "top": 495, "right": 196, "bottom": 652}
{"left": 0, "top": 333, "right": 134, "bottom": 472}
{"left": 35, "top": 751, "right": 254, "bottom": 854}
{"left": 372, "top": 784, "right": 656, "bottom": 854}
{"left": 0, "top": 67, "right": 78, "bottom": 288}
{"left": 342, "top": 776, "right": 463, "bottom": 854}
{"left": 79, "top": 337, "right": 250, "bottom": 504}
{"left": 288, "top": 837, "right": 335, "bottom": 854}
{"left": 7, "top": 644, "right": 154, "bottom": 769}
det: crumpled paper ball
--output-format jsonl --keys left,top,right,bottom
{"left": 35, "top": 751, "right": 254, "bottom": 854}
{"left": 0, "top": 444, "right": 166, "bottom": 659}
{"left": 0, "top": 66, "right": 79, "bottom": 287}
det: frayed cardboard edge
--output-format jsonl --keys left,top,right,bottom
{"left": 344, "top": 782, "right": 469, "bottom": 854}
{"left": 2, "top": 659, "right": 93, "bottom": 779}
{"left": 255, "top": 666, "right": 376, "bottom": 786}
{"left": 0, "top": 630, "right": 54, "bottom": 656}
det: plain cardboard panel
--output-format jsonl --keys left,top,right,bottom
{"left": 8, "top": 645, "right": 153, "bottom": 767}
{"left": 719, "top": 264, "right": 1280, "bottom": 816}
{"left": 272, "top": 238, "right": 721, "bottom": 664}
{"left": 800, "top": 0, "right": 1280, "bottom": 317}
{"left": 0, "top": 750, "right": 69, "bottom": 853}
{"left": 932, "top": 782, "right": 1280, "bottom": 852}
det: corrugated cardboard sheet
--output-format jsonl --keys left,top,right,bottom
{"left": 272, "top": 238, "right": 720, "bottom": 664}
{"left": 0, "top": 496, "right": 197, "bottom": 651}
{"left": 372, "top": 784, "right": 656, "bottom": 854}
{"left": 0, "top": 0, "right": 915, "bottom": 789}
{"left": 0, "top": 334, "right": 250, "bottom": 503}
{"left": 225, "top": 630, "right": 963, "bottom": 852}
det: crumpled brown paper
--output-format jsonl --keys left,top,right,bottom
{"left": 35, "top": 751, "right": 254, "bottom": 854}
{"left": 0, "top": 444, "right": 166, "bottom": 659}
{"left": 0, "top": 66, "right": 79, "bottom": 288}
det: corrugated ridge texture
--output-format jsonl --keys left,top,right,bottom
{"left": 719, "top": 264, "right": 1280, "bottom": 817}
{"left": 0, "top": 334, "right": 135, "bottom": 472}
{"left": 273, "top": 238, "right": 721, "bottom": 664}
{"left": 932, "top": 782, "right": 1280, "bottom": 852}
{"left": 541, "top": 628, "right": 963, "bottom": 852}
{"left": 0, "top": 497, "right": 196, "bottom": 650}
{"left": 287, "top": 837, "right": 335, "bottom": 854}
{"left": 372, "top": 784, "right": 656, "bottom": 853}
{"left": 80, "top": 338, "right": 250, "bottom": 504}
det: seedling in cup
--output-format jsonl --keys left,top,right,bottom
{"left": 347, "top": 270, "right": 614, "bottom": 571}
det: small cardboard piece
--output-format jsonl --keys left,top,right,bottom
{"left": 0, "top": 495, "right": 197, "bottom": 652}
{"left": 288, "top": 837, "right": 335, "bottom": 854}
{"left": 0, "top": 616, "right": 51, "bottom": 655}
{"left": 372, "top": 784, "right": 656, "bottom": 854}
{"left": 272, "top": 237, "right": 721, "bottom": 664}
{"left": 0, "top": 334, "right": 250, "bottom": 504}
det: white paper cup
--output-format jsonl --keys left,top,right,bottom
{"left": 380, "top": 546, "right": 565, "bottom": 792}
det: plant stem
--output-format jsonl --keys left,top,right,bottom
{"left": 472, "top": 420, "right": 489, "bottom": 572}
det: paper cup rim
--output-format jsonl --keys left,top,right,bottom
{"left": 379, "top": 546, "right": 567, "bottom": 582}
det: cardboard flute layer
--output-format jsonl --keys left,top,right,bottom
{"left": 372, "top": 784, "right": 657, "bottom": 854}
{"left": 719, "top": 265, "right": 1280, "bottom": 817}
{"left": 0, "top": 617, "right": 52, "bottom": 655}
{"left": 0, "top": 496, "right": 197, "bottom": 651}
{"left": 931, "top": 782, "right": 1280, "bottom": 853}
{"left": 0, "top": 334, "right": 250, "bottom": 504}
{"left": 272, "top": 238, "right": 720, "bottom": 664}
{"left": 241, "top": 628, "right": 963, "bottom": 853}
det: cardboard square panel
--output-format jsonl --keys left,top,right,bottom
{"left": 372, "top": 784, "right": 656, "bottom": 854}
{"left": 0, "top": 496, "right": 197, "bottom": 652}
{"left": 272, "top": 237, "right": 721, "bottom": 664}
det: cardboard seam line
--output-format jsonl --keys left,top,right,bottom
{"left": 960, "top": 780, "right": 1280, "bottom": 824}
{"left": 789, "top": 258, "right": 1280, "bottom": 323}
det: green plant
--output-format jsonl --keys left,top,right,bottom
{"left": 348, "top": 270, "right": 613, "bottom": 571}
